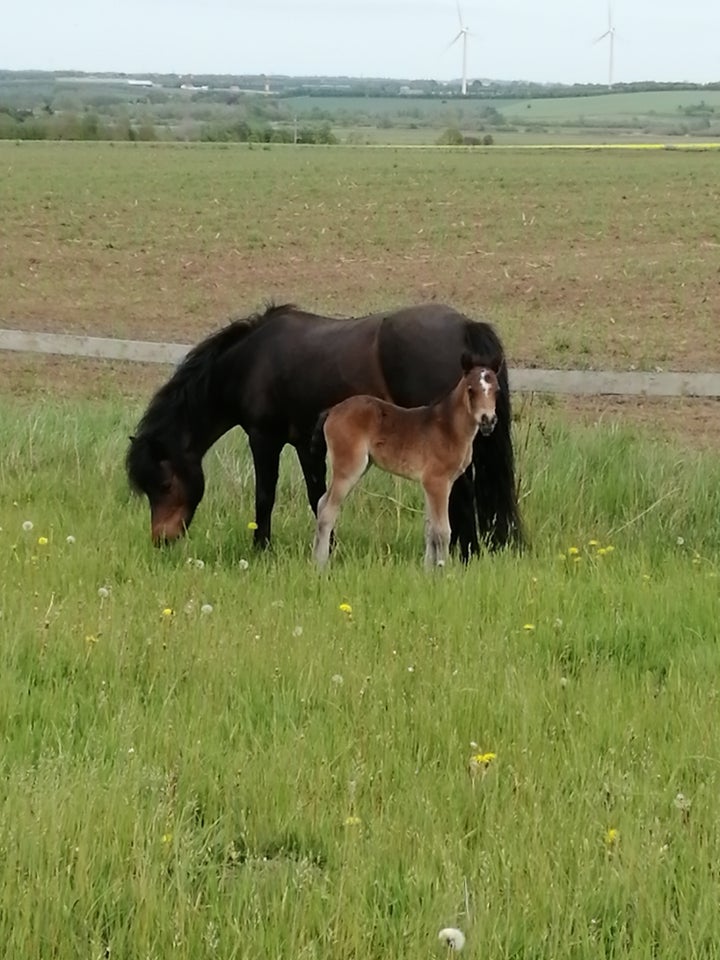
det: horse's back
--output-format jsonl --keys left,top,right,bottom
{"left": 376, "top": 304, "right": 502, "bottom": 408}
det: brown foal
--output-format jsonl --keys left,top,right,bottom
{"left": 313, "top": 352, "right": 501, "bottom": 569}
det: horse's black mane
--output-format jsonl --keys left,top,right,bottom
{"left": 126, "top": 303, "right": 294, "bottom": 489}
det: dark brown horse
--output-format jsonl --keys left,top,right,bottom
{"left": 314, "top": 354, "right": 501, "bottom": 569}
{"left": 126, "top": 303, "right": 523, "bottom": 559}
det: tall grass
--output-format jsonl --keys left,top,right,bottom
{"left": 1, "top": 400, "right": 720, "bottom": 958}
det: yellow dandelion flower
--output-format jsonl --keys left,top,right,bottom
{"left": 339, "top": 603, "right": 352, "bottom": 614}
{"left": 344, "top": 815, "right": 361, "bottom": 826}
{"left": 588, "top": 539, "right": 599, "bottom": 546}
{"left": 604, "top": 545, "right": 615, "bottom": 553}
{"left": 37, "top": 536, "right": 48, "bottom": 546}
{"left": 597, "top": 548, "right": 608, "bottom": 556}
{"left": 85, "top": 634, "right": 98, "bottom": 645}
{"left": 471, "top": 752, "right": 497, "bottom": 766}
{"left": 568, "top": 546, "right": 580, "bottom": 555}
{"left": 523, "top": 623, "right": 535, "bottom": 631}
{"left": 161, "top": 607, "right": 174, "bottom": 618}
{"left": 642, "top": 574, "right": 651, "bottom": 581}
{"left": 605, "top": 827, "right": 618, "bottom": 846}
{"left": 573, "top": 555, "right": 582, "bottom": 563}
{"left": 161, "top": 833, "right": 173, "bottom": 844}
{"left": 247, "top": 521, "right": 258, "bottom": 530}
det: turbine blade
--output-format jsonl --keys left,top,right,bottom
{"left": 446, "top": 30, "right": 464, "bottom": 49}
{"left": 593, "top": 30, "right": 610, "bottom": 43}
{"left": 456, "top": 0, "right": 464, "bottom": 28}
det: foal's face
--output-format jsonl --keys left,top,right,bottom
{"left": 463, "top": 365, "right": 500, "bottom": 436}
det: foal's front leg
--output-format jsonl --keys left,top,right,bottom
{"left": 423, "top": 478, "right": 453, "bottom": 570}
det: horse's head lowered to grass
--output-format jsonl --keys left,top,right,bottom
{"left": 126, "top": 431, "right": 206, "bottom": 544}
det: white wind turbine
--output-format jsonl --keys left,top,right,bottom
{"left": 594, "top": 3, "right": 616, "bottom": 88}
{"left": 448, "top": 1, "right": 472, "bottom": 96}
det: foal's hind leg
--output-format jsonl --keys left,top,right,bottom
{"left": 313, "top": 449, "right": 369, "bottom": 568}
{"left": 422, "top": 477, "right": 452, "bottom": 570}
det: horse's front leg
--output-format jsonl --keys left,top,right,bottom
{"left": 248, "top": 431, "right": 285, "bottom": 549}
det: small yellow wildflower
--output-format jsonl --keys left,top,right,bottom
{"left": 573, "top": 555, "right": 582, "bottom": 563}
{"left": 588, "top": 539, "right": 599, "bottom": 546}
{"left": 642, "top": 574, "right": 651, "bottom": 581}
{"left": 37, "top": 536, "right": 48, "bottom": 546}
{"left": 471, "top": 752, "right": 497, "bottom": 766}
{"left": 85, "top": 634, "right": 98, "bottom": 645}
{"left": 161, "top": 833, "right": 173, "bottom": 844}
{"left": 568, "top": 546, "right": 580, "bottom": 555}
{"left": 604, "top": 545, "right": 615, "bottom": 553}
{"left": 344, "top": 815, "right": 361, "bottom": 826}
{"left": 161, "top": 607, "right": 174, "bottom": 618}
{"left": 605, "top": 827, "right": 618, "bottom": 846}
{"left": 339, "top": 603, "right": 352, "bottom": 614}
{"left": 523, "top": 623, "right": 535, "bottom": 631}
{"left": 597, "top": 547, "right": 608, "bottom": 556}
{"left": 247, "top": 521, "right": 258, "bottom": 530}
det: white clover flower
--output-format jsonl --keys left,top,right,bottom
{"left": 22, "top": 520, "right": 34, "bottom": 532}
{"left": 98, "top": 586, "right": 110, "bottom": 599}
{"left": 66, "top": 535, "right": 76, "bottom": 545}
{"left": 200, "top": 603, "right": 213, "bottom": 615}
{"left": 238, "top": 558, "right": 249, "bottom": 571}
{"left": 438, "top": 928, "right": 465, "bottom": 952}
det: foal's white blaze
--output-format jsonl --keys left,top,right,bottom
{"left": 480, "top": 370, "right": 492, "bottom": 397}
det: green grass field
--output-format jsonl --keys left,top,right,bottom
{"left": 2, "top": 400, "right": 720, "bottom": 957}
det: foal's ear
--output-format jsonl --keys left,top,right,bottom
{"left": 460, "top": 350, "right": 474, "bottom": 374}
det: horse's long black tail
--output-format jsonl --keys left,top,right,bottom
{"left": 464, "top": 322, "right": 524, "bottom": 551}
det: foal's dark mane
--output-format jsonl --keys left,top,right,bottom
{"left": 126, "top": 303, "right": 293, "bottom": 490}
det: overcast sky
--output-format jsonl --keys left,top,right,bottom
{"left": 2, "top": 0, "right": 718, "bottom": 85}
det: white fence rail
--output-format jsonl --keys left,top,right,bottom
{"left": 2, "top": 328, "right": 720, "bottom": 398}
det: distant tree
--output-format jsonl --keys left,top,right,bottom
{"left": 436, "top": 127, "right": 464, "bottom": 145}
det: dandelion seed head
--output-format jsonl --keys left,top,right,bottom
{"left": 66, "top": 535, "right": 76, "bottom": 544}
{"left": 238, "top": 558, "right": 249, "bottom": 571}
{"left": 22, "top": 520, "right": 33, "bottom": 532}
{"left": 200, "top": 603, "right": 213, "bottom": 615}
{"left": 560, "top": 676, "right": 569, "bottom": 687}
{"left": 292, "top": 625, "right": 303, "bottom": 637}
{"left": 438, "top": 927, "right": 465, "bottom": 952}
{"left": 676, "top": 536, "right": 685, "bottom": 546}
{"left": 331, "top": 673, "right": 344, "bottom": 686}
{"left": 98, "top": 586, "right": 110, "bottom": 599}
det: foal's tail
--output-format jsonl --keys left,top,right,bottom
{"left": 465, "top": 322, "right": 524, "bottom": 551}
